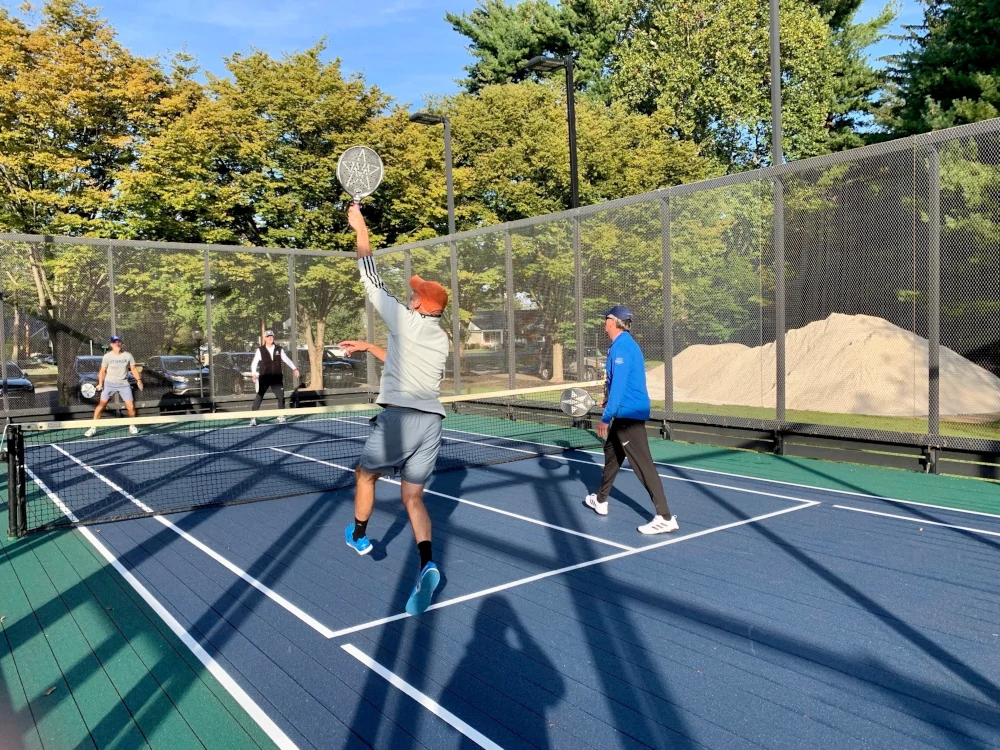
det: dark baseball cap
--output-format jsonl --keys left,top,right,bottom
{"left": 603, "top": 305, "right": 633, "bottom": 321}
{"left": 109, "top": 335, "right": 123, "bottom": 343}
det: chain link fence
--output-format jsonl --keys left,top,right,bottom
{"left": 2, "top": 119, "right": 999, "bottom": 455}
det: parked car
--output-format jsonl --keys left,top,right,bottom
{"left": 29, "top": 353, "right": 56, "bottom": 366}
{"left": 212, "top": 352, "right": 253, "bottom": 396}
{"left": 296, "top": 347, "right": 357, "bottom": 389}
{"left": 1, "top": 362, "right": 35, "bottom": 408}
{"left": 142, "top": 355, "right": 210, "bottom": 398}
{"left": 73, "top": 355, "right": 138, "bottom": 403}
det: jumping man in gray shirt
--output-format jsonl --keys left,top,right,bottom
{"left": 338, "top": 204, "right": 450, "bottom": 616}
{"left": 84, "top": 336, "right": 144, "bottom": 437}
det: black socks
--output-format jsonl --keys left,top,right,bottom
{"left": 352, "top": 517, "right": 369, "bottom": 541}
{"left": 418, "top": 541, "right": 433, "bottom": 569}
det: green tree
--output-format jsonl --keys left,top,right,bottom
{"left": 446, "top": 0, "right": 627, "bottom": 98}
{"left": 436, "top": 82, "right": 707, "bottom": 380}
{"left": 115, "top": 44, "right": 448, "bottom": 387}
{"left": 611, "top": 0, "right": 838, "bottom": 168}
{"left": 886, "top": 0, "right": 1000, "bottom": 134}
{"left": 0, "top": 1, "right": 177, "bottom": 402}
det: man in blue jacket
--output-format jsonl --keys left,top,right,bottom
{"left": 585, "top": 306, "right": 678, "bottom": 534}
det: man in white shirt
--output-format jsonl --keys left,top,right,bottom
{"left": 337, "top": 204, "right": 450, "bottom": 616}
{"left": 249, "top": 330, "right": 299, "bottom": 425}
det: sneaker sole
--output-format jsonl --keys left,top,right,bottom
{"left": 405, "top": 567, "right": 441, "bottom": 615}
{"left": 638, "top": 524, "right": 679, "bottom": 535}
{"left": 346, "top": 539, "right": 373, "bottom": 556}
{"left": 585, "top": 501, "right": 609, "bottom": 516}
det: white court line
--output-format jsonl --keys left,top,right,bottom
{"left": 25, "top": 467, "right": 299, "bottom": 750}
{"left": 271, "top": 448, "right": 635, "bottom": 551}
{"left": 833, "top": 505, "right": 1000, "bottom": 538}
{"left": 439, "top": 423, "right": 1000, "bottom": 520}
{"left": 51, "top": 444, "right": 340, "bottom": 639}
{"left": 441, "top": 435, "right": 829, "bottom": 505}
{"left": 326, "top": 500, "right": 820, "bottom": 639}
{"left": 342, "top": 644, "right": 504, "bottom": 750}
{"left": 85, "top": 435, "right": 361, "bottom": 469}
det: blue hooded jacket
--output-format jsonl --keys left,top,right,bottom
{"left": 601, "top": 331, "right": 651, "bottom": 424}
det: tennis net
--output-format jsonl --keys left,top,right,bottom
{"left": 5, "top": 381, "right": 606, "bottom": 536}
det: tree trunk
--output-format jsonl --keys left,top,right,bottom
{"left": 552, "top": 341, "right": 564, "bottom": 383}
{"left": 21, "top": 309, "right": 30, "bottom": 361}
{"left": 302, "top": 317, "right": 326, "bottom": 389}
{"left": 9, "top": 306, "right": 20, "bottom": 361}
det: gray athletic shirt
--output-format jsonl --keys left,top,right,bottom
{"left": 101, "top": 351, "right": 135, "bottom": 383}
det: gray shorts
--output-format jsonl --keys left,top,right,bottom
{"left": 359, "top": 406, "right": 443, "bottom": 485}
{"left": 102, "top": 381, "right": 133, "bottom": 403}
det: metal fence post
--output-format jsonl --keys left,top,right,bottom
{"left": 450, "top": 240, "right": 461, "bottom": 394}
{"left": 774, "top": 176, "right": 786, "bottom": 424}
{"left": 204, "top": 249, "right": 215, "bottom": 404}
{"left": 107, "top": 245, "right": 117, "bottom": 337}
{"left": 574, "top": 215, "right": 584, "bottom": 382}
{"left": 660, "top": 196, "right": 673, "bottom": 415}
{"left": 404, "top": 250, "right": 412, "bottom": 285}
{"left": 928, "top": 145, "right": 941, "bottom": 437}
{"left": 365, "top": 297, "right": 377, "bottom": 387}
{"left": 288, "top": 255, "right": 298, "bottom": 383}
{"left": 505, "top": 232, "right": 516, "bottom": 390}
{"left": 0, "top": 290, "right": 8, "bottom": 415}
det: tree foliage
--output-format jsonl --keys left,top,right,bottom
{"left": 885, "top": 0, "right": 1000, "bottom": 134}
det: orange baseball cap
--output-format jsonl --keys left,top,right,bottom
{"left": 409, "top": 275, "right": 449, "bottom": 313}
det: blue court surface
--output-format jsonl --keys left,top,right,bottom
{"left": 27, "top": 444, "right": 1000, "bottom": 749}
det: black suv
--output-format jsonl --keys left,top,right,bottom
{"left": 212, "top": 352, "right": 253, "bottom": 396}
{"left": 1, "top": 362, "right": 35, "bottom": 408}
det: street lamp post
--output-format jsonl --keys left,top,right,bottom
{"left": 522, "top": 55, "right": 579, "bottom": 210}
{"left": 521, "top": 55, "right": 582, "bottom": 382}
{"left": 410, "top": 111, "right": 461, "bottom": 394}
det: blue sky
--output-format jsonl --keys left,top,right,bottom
{"left": 15, "top": 0, "right": 922, "bottom": 109}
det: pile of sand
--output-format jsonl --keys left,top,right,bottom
{"left": 644, "top": 313, "right": 1000, "bottom": 417}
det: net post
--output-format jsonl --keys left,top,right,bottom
{"left": 573, "top": 215, "right": 584, "bottom": 381}
{"left": 6, "top": 426, "right": 17, "bottom": 538}
{"left": 504, "top": 231, "right": 516, "bottom": 390}
{"left": 927, "top": 145, "right": 941, "bottom": 437}
{"left": 204, "top": 248, "right": 215, "bottom": 408}
{"left": 450, "top": 239, "right": 461, "bottom": 395}
{"left": 6, "top": 426, "right": 24, "bottom": 538}
{"left": 660, "top": 195, "right": 673, "bottom": 416}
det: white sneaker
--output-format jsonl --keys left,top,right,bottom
{"left": 276, "top": 415, "right": 286, "bottom": 424}
{"left": 128, "top": 425, "right": 138, "bottom": 435}
{"left": 584, "top": 493, "right": 608, "bottom": 516}
{"left": 249, "top": 418, "right": 257, "bottom": 427}
{"left": 638, "top": 515, "right": 679, "bottom": 535}
{"left": 84, "top": 426, "right": 97, "bottom": 438}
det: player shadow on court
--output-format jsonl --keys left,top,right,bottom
{"left": 443, "top": 594, "right": 566, "bottom": 749}
{"left": 536, "top": 454, "right": 653, "bottom": 522}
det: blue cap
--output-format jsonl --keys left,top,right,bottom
{"left": 109, "top": 335, "right": 123, "bottom": 343}
{"left": 603, "top": 305, "right": 633, "bottom": 322}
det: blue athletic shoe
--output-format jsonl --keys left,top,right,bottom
{"left": 345, "top": 523, "right": 372, "bottom": 555}
{"left": 405, "top": 562, "right": 441, "bottom": 616}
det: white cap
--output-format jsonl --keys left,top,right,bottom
{"left": 264, "top": 329, "right": 275, "bottom": 337}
